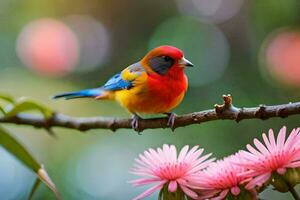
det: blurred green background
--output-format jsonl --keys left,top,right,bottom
{"left": 1, "top": 0, "right": 300, "bottom": 199}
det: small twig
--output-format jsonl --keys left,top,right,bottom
{"left": 0, "top": 94, "right": 300, "bottom": 132}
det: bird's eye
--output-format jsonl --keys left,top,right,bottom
{"left": 162, "top": 56, "right": 172, "bottom": 62}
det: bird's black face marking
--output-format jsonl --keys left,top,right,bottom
{"left": 148, "top": 55, "right": 175, "bottom": 75}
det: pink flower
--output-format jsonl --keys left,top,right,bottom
{"left": 237, "top": 126, "right": 300, "bottom": 189}
{"left": 130, "top": 144, "right": 215, "bottom": 200}
{"left": 194, "top": 154, "right": 255, "bottom": 200}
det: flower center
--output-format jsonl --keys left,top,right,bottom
{"left": 154, "top": 162, "right": 189, "bottom": 180}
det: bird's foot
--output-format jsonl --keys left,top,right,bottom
{"left": 165, "top": 112, "right": 177, "bottom": 131}
{"left": 131, "top": 114, "right": 142, "bottom": 134}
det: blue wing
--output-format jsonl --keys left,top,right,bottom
{"left": 53, "top": 62, "right": 144, "bottom": 100}
{"left": 103, "top": 62, "right": 146, "bottom": 90}
{"left": 103, "top": 73, "right": 133, "bottom": 91}
{"left": 53, "top": 73, "right": 133, "bottom": 100}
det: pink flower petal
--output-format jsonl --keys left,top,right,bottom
{"left": 254, "top": 139, "right": 269, "bottom": 155}
{"left": 132, "top": 181, "right": 166, "bottom": 200}
{"left": 178, "top": 145, "right": 189, "bottom": 162}
{"left": 246, "top": 173, "right": 271, "bottom": 189}
{"left": 262, "top": 133, "right": 272, "bottom": 150}
{"left": 246, "top": 144, "right": 262, "bottom": 156}
{"left": 268, "top": 129, "right": 276, "bottom": 149}
{"left": 170, "top": 145, "right": 177, "bottom": 163}
{"left": 163, "top": 144, "right": 171, "bottom": 162}
{"left": 276, "top": 168, "right": 286, "bottom": 175}
{"left": 277, "top": 126, "right": 287, "bottom": 149}
{"left": 211, "top": 189, "right": 229, "bottom": 200}
{"left": 180, "top": 185, "right": 198, "bottom": 199}
{"left": 287, "top": 160, "right": 300, "bottom": 168}
{"left": 168, "top": 180, "right": 177, "bottom": 192}
{"left": 148, "top": 148, "right": 163, "bottom": 164}
{"left": 230, "top": 186, "right": 240, "bottom": 196}
{"left": 130, "top": 177, "right": 162, "bottom": 186}
{"left": 184, "top": 145, "right": 199, "bottom": 162}
{"left": 284, "top": 129, "right": 298, "bottom": 149}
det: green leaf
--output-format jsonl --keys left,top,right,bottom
{"left": 0, "top": 106, "right": 5, "bottom": 115}
{"left": 5, "top": 98, "right": 53, "bottom": 118}
{"left": 28, "top": 179, "right": 41, "bottom": 200}
{"left": 0, "top": 94, "right": 15, "bottom": 104}
{"left": 0, "top": 126, "right": 60, "bottom": 199}
{"left": 0, "top": 126, "right": 40, "bottom": 170}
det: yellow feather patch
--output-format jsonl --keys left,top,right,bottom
{"left": 121, "top": 68, "right": 139, "bottom": 81}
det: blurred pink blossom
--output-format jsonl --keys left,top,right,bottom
{"left": 17, "top": 18, "right": 79, "bottom": 76}
{"left": 130, "top": 144, "right": 214, "bottom": 200}
{"left": 264, "top": 30, "right": 300, "bottom": 86}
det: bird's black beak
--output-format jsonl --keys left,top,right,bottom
{"left": 179, "top": 57, "right": 194, "bottom": 67}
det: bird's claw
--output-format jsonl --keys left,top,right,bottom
{"left": 131, "top": 114, "right": 142, "bottom": 134}
{"left": 166, "top": 112, "right": 177, "bottom": 131}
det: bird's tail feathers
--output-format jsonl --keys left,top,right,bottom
{"left": 53, "top": 88, "right": 104, "bottom": 100}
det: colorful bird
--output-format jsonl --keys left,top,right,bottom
{"left": 53, "top": 45, "right": 194, "bottom": 131}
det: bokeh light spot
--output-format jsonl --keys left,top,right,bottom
{"left": 176, "top": 0, "right": 244, "bottom": 24}
{"left": 16, "top": 18, "right": 79, "bottom": 77}
{"left": 149, "top": 17, "right": 230, "bottom": 87}
{"left": 261, "top": 29, "right": 300, "bottom": 87}
{"left": 64, "top": 15, "right": 111, "bottom": 72}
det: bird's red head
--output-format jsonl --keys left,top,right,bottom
{"left": 141, "top": 45, "right": 193, "bottom": 75}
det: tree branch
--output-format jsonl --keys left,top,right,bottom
{"left": 0, "top": 95, "right": 299, "bottom": 132}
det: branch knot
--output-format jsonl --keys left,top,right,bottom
{"left": 215, "top": 94, "right": 233, "bottom": 115}
{"left": 255, "top": 104, "right": 269, "bottom": 120}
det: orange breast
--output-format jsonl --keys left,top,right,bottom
{"left": 115, "top": 68, "right": 188, "bottom": 114}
